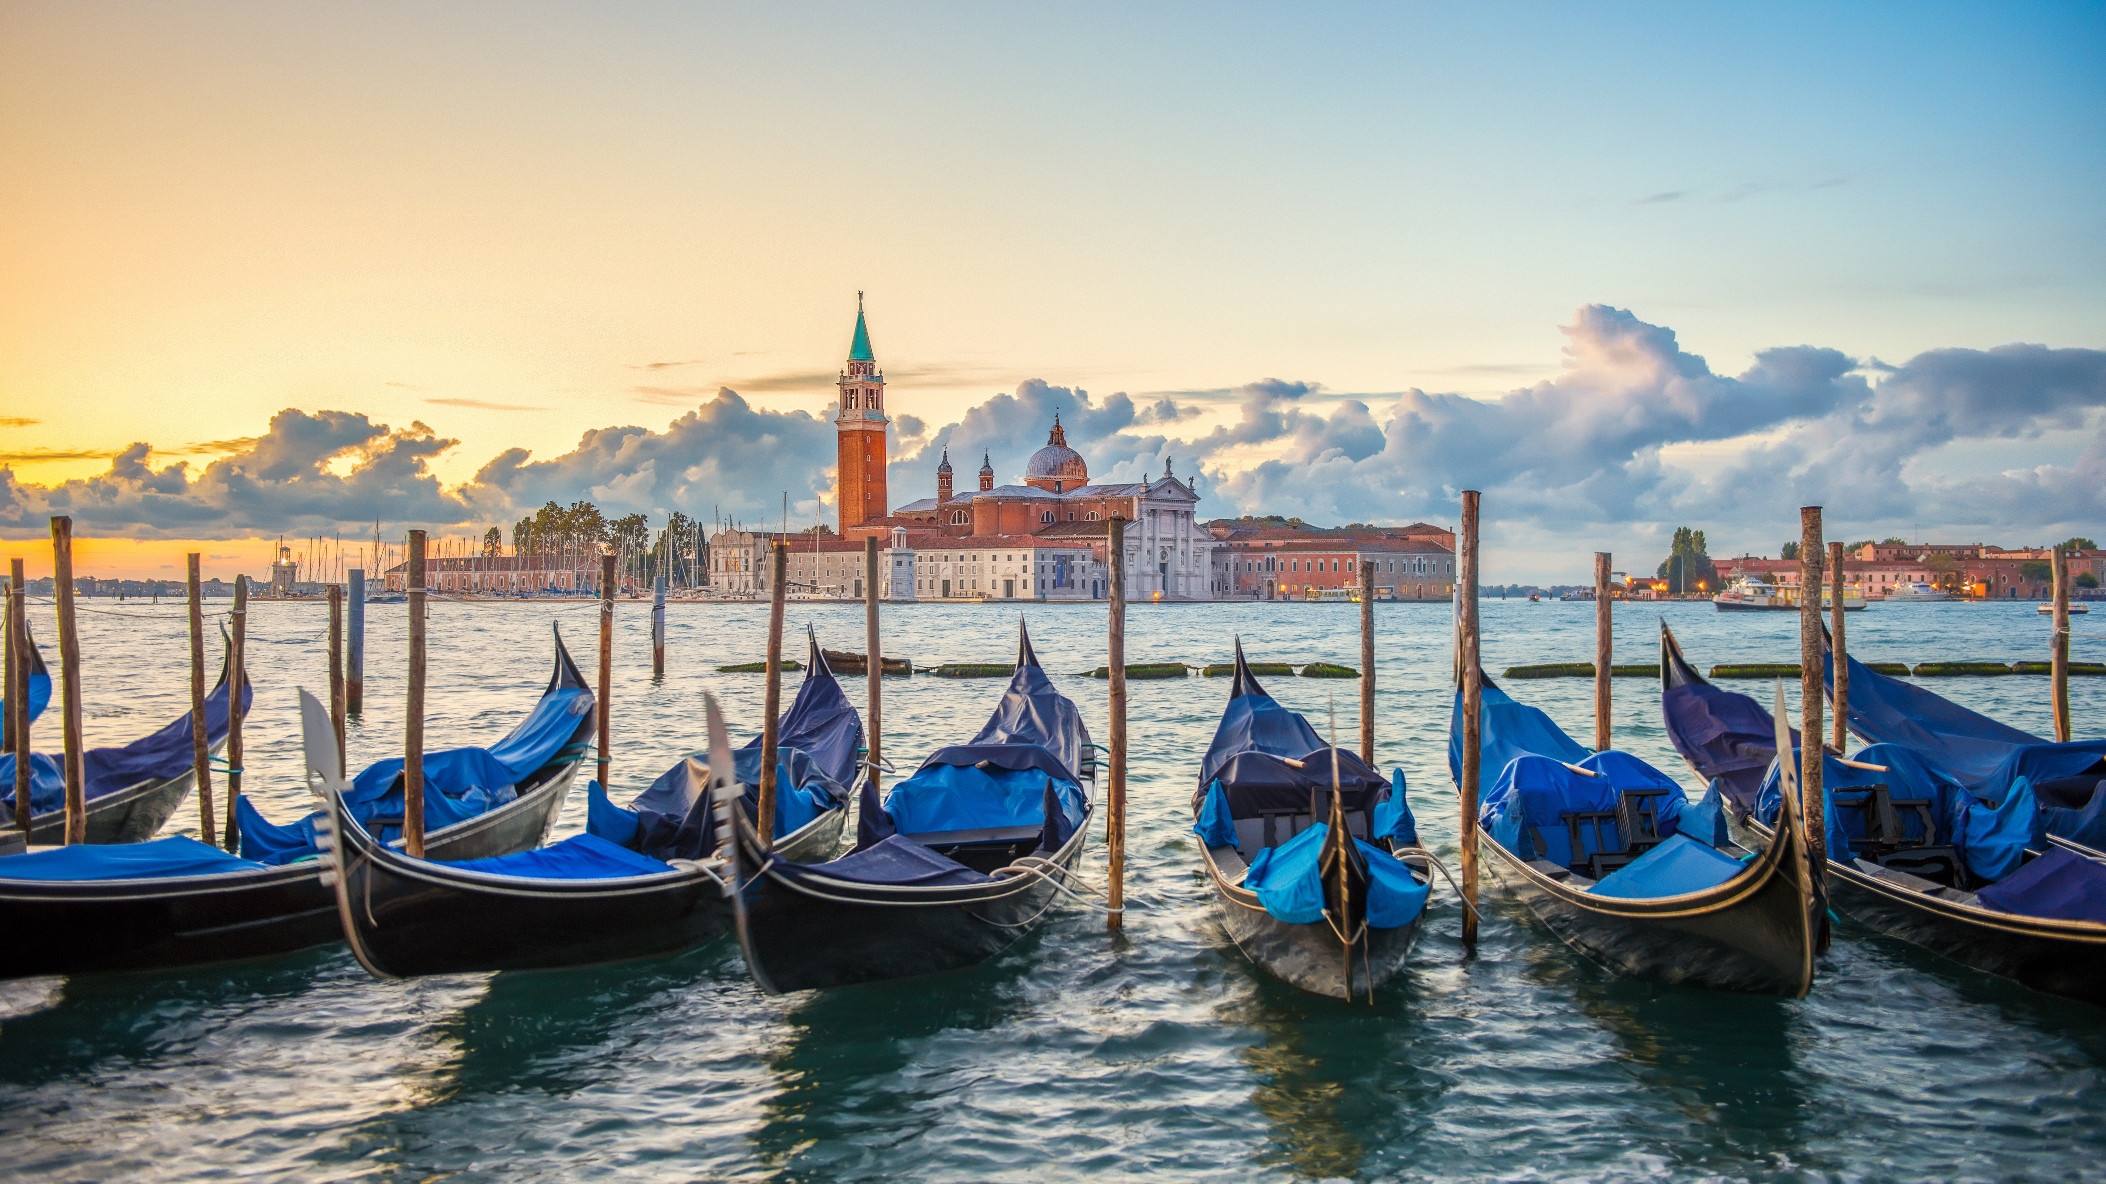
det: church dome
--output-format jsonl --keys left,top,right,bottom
{"left": 1024, "top": 415, "right": 1088, "bottom": 488}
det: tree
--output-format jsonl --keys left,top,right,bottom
{"left": 1881, "top": 537, "right": 1908, "bottom": 546}
{"left": 2062, "top": 537, "right": 2098, "bottom": 552}
{"left": 2021, "top": 561, "right": 2053, "bottom": 584}
{"left": 2079, "top": 572, "right": 2099, "bottom": 589}
{"left": 482, "top": 527, "right": 503, "bottom": 557}
{"left": 1655, "top": 526, "right": 1718, "bottom": 595}
{"left": 512, "top": 517, "right": 535, "bottom": 556}
{"left": 1780, "top": 541, "right": 1799, "bottom": 561}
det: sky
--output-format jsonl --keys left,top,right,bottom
{"left": 1, "top": 2, "right": 2102, "bottom": 582}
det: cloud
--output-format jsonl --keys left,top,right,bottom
{"left": 3, "top": 306, "right": 2099, "bottom": 578}
{"left": 1634, "top": 191, "right": 1686, "bottom": 205}
{"left": 425, "top": 397, "right": 547, "bottom": 412}
{"left": 0, "top": 417, "right": 39, "bottom": 428}
{"left": 632, "top": 359, "right": 706, "bottom": 371}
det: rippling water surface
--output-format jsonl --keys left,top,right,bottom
{"left": 3, "top": 596, "right": 2102, "bottom": 1182}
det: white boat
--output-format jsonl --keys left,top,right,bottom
{"left": 2038, "top": 603, "right": 2091, "bottom": 615}
{"left": 1713, "top": 576, "right": 1865, "bottom": 613}
{"left": 1884, "top": 581, "right": 1951, "bottom": 603}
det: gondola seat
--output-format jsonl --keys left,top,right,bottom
{"left": 1831, "top": 779, "right": 1964, "bottom": 887}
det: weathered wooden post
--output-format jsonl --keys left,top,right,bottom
{"left": 1108, "top": 517, "right": 1128, "bottom": 932}
{"left": 1458, "top": 491, "right": 1483, "bottom": 956}
{"left": 652, "top": 572, "right": 667, "bottom": 679}
{"left": 328, "top": 583, "right": 346, "bottom": 778}
{"left": 7, "top": 560, "right": 26, "bottom": 833}
{"left": 756, "top": 541, "right": 788, "bottom": 851}
{"left": 404, "top": 529, "right": 427, "bottom": 858}
{"left": 185, "top": 554, "right": 217, "bottom": 846}
{"left": 51, "top": 518, "right": 86, "bottom": 845}
{"left": 864, "top": 536, "right": 883, "bottom": 791}
{"left": 1594, "top": 551, "right": 1612, "bottom": 752}
{"left": 225, "top": 574, "right": 247, "bottom": 849}
{"left": 346, "top": 567, "right": 364, "bottom": 715}
{"left": 1359, "top": 558, "right": 1375, "bottom": 765}
{"left": 2053, "top": 545, "right": 2072, "bottom": 743}
{"left": 598, "top": 547, "right": 616, "bottom": 788}
{"left": 1798, "top": 508, "right": 1827, "bottom": 914}
{"left": 1829, "top": 541, "right": 1849, "bottom": 752}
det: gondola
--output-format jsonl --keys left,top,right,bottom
{"left": 0, "top": 621, "right": 251, "bottom": 846}
{"left": 327, "top": 633, "right": 861, "bottom": 977}
{"left": 1660, "top": 622, "right": 2106, "bottom": 1007}
{"left": 1449, "top": 669, "right": 1818, "bottom": 996}
{"left": 1192, "top": 640, "right": 1430, "bottom": 1000}
{"left": 730, "top": 619, "right": 1094, "bottom": 993}
{"left": 0, "top": 624, "right": 592, "bottom": 979}
{"left": 1816, "top": 638, "right": 2106, "bottom": 855}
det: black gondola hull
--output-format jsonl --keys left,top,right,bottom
{"left": 332, "top": 798, "right": 846, "bottom": 977}
{"left": 732, "top": 811, "right": 1088, "bottom": 994}
{"left": 1205, "top": 847, "right": 1425, "bottom": 999}
{"left": 27, "top": 763, "right": 200, "bottom": 846}
{"left": 1733, "top": 817, "right": 2106, "bottom": 1007}
{"left": 0, "top": 761, "right": 578, "bottom": 979}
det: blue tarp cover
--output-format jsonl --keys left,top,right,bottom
{"left": 1449, "top": 681, "right": 1591, "bottom": 790}
{"left": 882, "top": 760, "right": 1087, "bottom": 837}
{"left": 1754, "top": 743, "right": 2041, "bottom": 883}
{"left": 738, "top": 652, "right": 865, "bottom": 789}
{"left": 1193, "top": 654, "right": 1398, "bottom": 823}
{"left": 1199, "top": 674, "right": 1323, "bottom": 789}
{"left": 1591, "top": 833, "right": 1748, "bottom": 899}
{"left": 626, "top": 745, "right": 846, "bottom": 852}
{"left": 6, "top": 656, "right": 252, "bottom": 816}
{"left": 1662, "top": 674, "right": 1792, "bottom": 813}
{"left": 1976, "top": 847, "right": 2106, "bottom": 925}
{"left": 1375, "top": 769, "right": 1420, "bottom": 846}
{"left": 0, "top": 626, "right": 50, "bottom": 742}
{"left": 238, "top": 682, "right": 591, "bottom": 865}
{"left": 1241, "top": 822, "right": 1430, "bottom": 928}
{"left": 1479, "top": 752, "right": 1688, "bottom": 870}
{"left": 779, "top": 833, "right": 992, "bottom": 887}
{"left": 963, "top": 655, "right": 1091, "bottom": 785}
{"left": 0, "top": 834, "right": 268, "bottom": 881}
{"left": 441, "top": 830, "right": 673, "bottom": 880}
{"left": 1827, "top": 649, "right": 2042, "bottom": 786}
{"left": 1194, "top": 779, "right": 1237, "bottom": 847}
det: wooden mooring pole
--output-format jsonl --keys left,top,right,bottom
{"left": 756, "top": 541, "right": 788, "bottom": 851}
{"left": 1457, "top": 491, "right": 1482, "bottom": 956}
{"left": 1360, "top": 559, "right": 1375, "bottom": 765}
{"left": 404, "top": 529, "right": 427, "bottom": 858}
{"left": 652, "top": 572, "right": 667, "bottom": 679}
{"left": 8, "top": 560, "right": 26, "bottom": 833}
{"left": 328, "top": 583, "right": 346, "bottom": 779}
{"left": 225, "top": 575, "right": 247, "bottom": 850}
{"left": 187, "top": 554, "right": 217, "bottom": 846}
{"left": 1107, "top": 517, "right": 1128, "bottom": 932}
{"left": 1594, "top": 551, "right": 1612, "bottom": 752}
{"left": 2053, "top": 545, "right": 2072, "bottom": 743}
{"left": 864, "top": 537, "right": 882, "bottom": 792}
{"left": 51, "top": 518, "right": 85, "bottom": 845}
{"left": 598, "top": 548, "right": 616, "bottom": 788}
{"left": 1798, "top": 507, "right": 1827, "bottom": 944}
{"left": 1829, "top": 541, "right": 1849, "bottom": 753}
{"left": 346, "top": 567, "right": 364, "bottom": 715}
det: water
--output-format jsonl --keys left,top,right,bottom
{"left": 2, "top": 596, "right": 2101, "bottom": 1182}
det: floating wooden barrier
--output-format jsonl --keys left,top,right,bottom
{"left": 1086, "top": 663, "right": 1187, "bottom": 680}
{"left": 1711, "top": 663, "right": 1802, "bottom": 679}
{"left": 716, "top": 660, "right": 803, "bottom": 674}
{"left": 930, "top": 662, "right": 1015, "bottom": 678}
{"left": 1202, "top": 662, "right": 1294, "bottom": 677}
{"left": 2015, "top": 661, "right": 2106, "bottom": 676}
{"left": 1865, "top": 662, "right": 1910, "bottom": 676}
{"left": 1914, "top": 661, "right": 2014, "bottom": 677}
{"left": 1503, "top": 662, "right": 1659, "bottom": 679}
{"left": 823, "top": 648, "right": 911, "bottom": 676}
{"left": 1300, "top": 661, "right": 1360, "bottom": 679}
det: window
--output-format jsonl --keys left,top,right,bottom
{"left": 1086, "top": 511, "right": 1099, "bottom": 521}
{"left": 1042, "top": 510, "right": 1054, "bottom": 523}
{"left": 845, "top": 392, "right": 857, "bottom": 410}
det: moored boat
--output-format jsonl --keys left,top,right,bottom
{"left": 1192, "top": 640, "right": 1430, "bottom": 999}
{"left": 1713, "top": 576, "right": 1865, "bottom": 613}
{"left": 0, "top": 625, "right": 592, "bottom": 979}
{"left": 1451, "top": 670, "right": 1818, "bottom": 996}
{"left": 328, "top": 634, "right": 860, "bottom": 977}
{"left": 1660, "top": 621, "right": 2106, "bottom": 1006}
{"left": 730, "top": 620, "right": 1094, "bottom": 993}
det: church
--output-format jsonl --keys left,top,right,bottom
{"left": 827, "top": 299, "right": 1220, "bottom": 601}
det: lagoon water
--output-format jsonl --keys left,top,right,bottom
{"left": 2, "top": 595, "right": 2101, "bottom": 1182}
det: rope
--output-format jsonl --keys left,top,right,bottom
{"left": 1393, "top": 846, "right": 1483, "bottom": 923}
{"left": 993, "top": 854, "right": 1125, "bottom": 914}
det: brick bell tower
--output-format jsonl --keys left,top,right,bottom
{"left": 835, "top": 292, "right": 889, "bottom": 532}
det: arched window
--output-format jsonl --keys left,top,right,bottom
{"left": 951, "top": 510, "right": 969, "bottom": 525}
{"left": 1041, "top": 510, "right": 1054, "bottom": 523}
{"left": 1086, "top": 511, "right": 1099, "bottom": 521}
{"left": 845, "top": 392, "right": 857, "bottom": 410}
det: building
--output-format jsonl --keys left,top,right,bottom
{"left": 1206, "top": 521, "right": 1457, "bottom": 600}
{"left": 381, "top": 554, "right": 603, "bottom": 595}
{"left": 835, "top": 294, "right": 890, "bottom": 533}
{"left": 901, "top": 534, "right": 1104, "bottom": 601}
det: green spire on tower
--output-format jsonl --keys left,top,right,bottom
{"left": 848, "top": 291, "right": 874, "bottom": 362}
